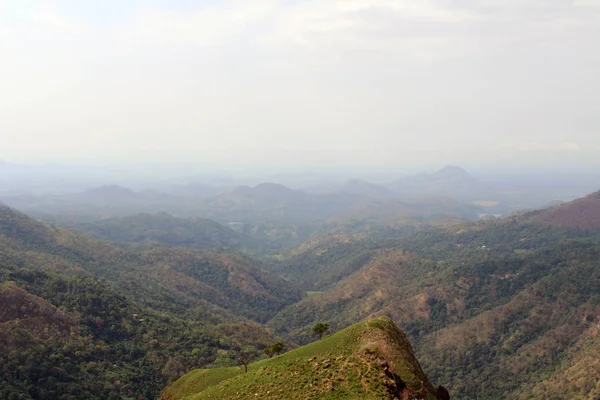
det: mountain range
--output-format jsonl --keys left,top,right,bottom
{"left": 388, "top": 166, "right": 492, "bottom": 200}
{"left": 1, "top": 188, "right": 599, "bottom": 399}
{"left": 0, "top": 166, "right": 503, "bottom": 227}
{"left": 267, "top": 192, "right": 600, "bottom": 398}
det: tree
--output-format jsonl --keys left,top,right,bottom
{"left": 264, "top": 342, "right": 284, "bottom": 358}
{"left": 236, "top": 352, "right": 253, "bottom": 373}
{"left": 264, "top": 347, "right": 275, "bottom": 358}
{"left": 312, "top": 323, "right": 329, "bottom": 339}
{"left": 271, "top": 342, "right": 284, "bottom": 355}
{"left": 162, "top": 356, "right": 187, "bottom": 378}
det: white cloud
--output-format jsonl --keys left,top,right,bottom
{"left": 0, "top": 0, "right": 598, "bottom": 166}
{"left": 31, "top": 4, "right": 87, "bottom": 34}
{"left": 573, "top": 0, "right": 600, "bottom": 8}
{"left": 99, "top": 0, "right": 480, "bottom": 57}
{"left": 118, "top": 0, "right": 276, "bottom": 47}
{"left": 512, "top": 142, "right": 581, "bottom": 152}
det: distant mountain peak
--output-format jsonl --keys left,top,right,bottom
{"left": 433, "top": 165, "right": 472, "bottom": 178}
{"left": 252, "top": 182, "right": 293, "bottom": 192}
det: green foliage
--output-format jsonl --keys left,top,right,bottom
{"left": 0, "top": 205, "right": 289, "bottom": 399}
{"left": 263, "top": 342, "right": 284, "bottom": 358}
{"left": 267, "top": 218, "right": 600, "bottom": 399}
{"left": 4, "top": 192, "right": 600, "bottom": 400}
{"left": 235, "top": 352, "right": 253, "bottom": 373}
{"left": 0, "top": 273, "right": 222, "bottom": 399}
{"left": 0, "top": 205, "right": 301, "bottom": 323}
{"left": 270, "top": 342, "right": 284, "bottom": 355}
{"left": 312, "top": 323, "right": 330, "bottom": 339}
{"left": 162, "top": 317, "right": 439, "bottom": 400}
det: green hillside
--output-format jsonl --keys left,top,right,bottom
{"left": 0, "top": 204, "right": 296, "bottom": 399}
{"left": 267, "top": 214, "right": 600, "bottom": 399}
{"left": 0, "top": 205, "right": 300, "bottom": 322}
{"left": 0, "top": 272, "right": 280, "bottom": 399}
{"left": 162, "top": 317, "right": 445, "bottom": 400}
{"left": 71, "top": 212, "right": 263, "bottom": 252}
{"left": 3, "top": 190, "right": 600, "bottom": 399}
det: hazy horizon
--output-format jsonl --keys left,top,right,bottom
{"left": 2, "top": 4, "right": 600, "bottom": 397}
{"left": 2, "top": 0, "right": 599, "bottom": 169}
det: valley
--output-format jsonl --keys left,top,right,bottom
{"left": 4, "top": 1, "right": 599, "bottom": 397}
{"left": 0, "top": 174, "right": 599, "bottom": 399}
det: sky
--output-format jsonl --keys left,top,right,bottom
{"left": 1, "top": 0, "right": 599, "bottom": 171}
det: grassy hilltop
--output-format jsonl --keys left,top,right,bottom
{"left": 161, "top": 316, "right": 444, "bottom": 400}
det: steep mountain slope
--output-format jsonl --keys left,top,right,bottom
{"left": 0, "top": 204, "right": 300, "bottom": 322}
{"left": 522, "top": 327, "right": 600, "bottom": 399}
{"left": 4, "top": 186, "right": 600, "bottom": 400}
{"left": 269, "top": 250, "right": 439, "bottom": 342}
{"left": 268, "top": 193, "right": 600, "bottom": 399}
{"left": 526, "top": 190, "right": 600, "bottom": 228}
{"left": 273, "top": 234, "right": 381, "bottom": 291}
{"left": 161, "top": 317, "right": 446, "bottom": 400}
{"left": 0, "top": 272, "right": 281, "bottom": 399}
{"left": 0, "top": 281, "right": 78, "bottom": 353}
{"left": 0, "top": 204, "right": 293, "bottom": 399}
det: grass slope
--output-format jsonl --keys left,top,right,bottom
{"left": 161, "top": 317, "right": 442, "bottom": 400}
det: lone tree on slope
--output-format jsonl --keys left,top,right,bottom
{"left": 312, "top": 323, "right": 330, "bottom": 339}
{"left": 264, "top": 342, "right": 285, "bottom": 358}
{"left": 271, "top": 342, "right": 284, "bottom": 355}
{"left": 236, "top": 352, "right": 253, "bottom": 373}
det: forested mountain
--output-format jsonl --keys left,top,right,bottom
{"left": 0, "top": 204, "right": 299, "bottom": 399}
{"left": 267, "top": 202, "right": 600, "bottom": 399}
{"left": 198, "top": 183, "right": 362, "bottom": 223}
{"left": 67, "top": 212, "right": 262, "bottom": 252}
{"left": 2, "top": 178, "right": 486, "bottom": 228}
{"left": 2, "top": 180, "right": 493, "bottom": 253}
{"left": 327, "top": 196, "right": 482, "bottom": 228}
{"left": 2, "top": 190, "right": 599, "bottom": 399}
{"left": 526, "top": 190, "right": 600, "bottom": 228}
{"left": 0, "top": 205, "right": 300, "bottom": 321}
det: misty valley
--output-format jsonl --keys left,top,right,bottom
{"left": 2, "top": 0, "right": 599, "bottom": 397}
{"left": 0, "top": 163, "right": 599, "bottom": 399}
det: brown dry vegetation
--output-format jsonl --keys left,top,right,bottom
{"left": 0, "top": 282, "right": 78, "bottom": 352}
{"left": 529, "top": 191, "right": 600, "bottom": 228}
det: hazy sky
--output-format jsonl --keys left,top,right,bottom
{"left": 1, "top": 0, "right": 599, "bottom": 169}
